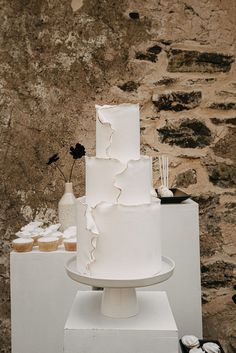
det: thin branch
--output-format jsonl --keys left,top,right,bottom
{"left": 54, "top": 163, "right": 67, "bottom": 182}
{"left": 69, "top": 159, "right": 76, "bottom": 182}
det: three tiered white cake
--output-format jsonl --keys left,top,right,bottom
{"left": 76, "top": 104, "right": 161, "bottom": 279}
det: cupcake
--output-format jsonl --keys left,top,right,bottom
{"left": 31, "top": 234, "right": 42, "bottom": 246}
{"left": 38, "top": 237, "right": 59, "bottom": 252}
{"left": 63, "top": 238, "right": 77, "bottom": 251}
{"left": 15, "top": 220, "right": 44, "bottom": 246}
{"left": 51, "top": 231, "right": 64, "bottom": 245}
{"left": 12, "top": 238, "right": 34, "bottom": 252}
{"left": 63, "top": 226, "right": 77, "bottom": 238}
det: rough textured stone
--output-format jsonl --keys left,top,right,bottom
{"left": 216, "top": 90, "right": 236, "bottom": 98}
{"left": 203, "top": 289, "right": 236, "bottom": 353}
{"left": 223, "top": 202, "right": 236, "bottom": 224}
{"left": 193, "top": 193, "right": 222, "bottom": 257}
{"left": 213, "top": 128, "right": 236, "bottom": 162}
{"left": 232, "top": 294, "right": 236, "bottom": 304}
{"left": 168, "top": 49, "right": 234, "bottom": 73}
{"left": 174, "top": 168, "right": 197, "bottom": 188}
{"left": 0, "top": 319, "right": 11, "bottom": 353}
{"left": 158, "top": 119, "right": 212, "bottom": 148}
{"left": 187, "top": 78, "right": 216, "bottom": 85}
{"left": 155, "top": 77, "right": 178, "bottom": 86}
{"left": 159, "top": 39, "right": 172, "bottom": 45}
{"left": 209, "top": 102, "right": 236, "bottom": 110}
{"left": 208, "top": 163, "right": 236, "bottom": 188}
{"left": 135, "top": 51, "right": 156, "bottom": 62}
{"left": 135, "top": 44, "right": 162, "bottom": 62}
{"left": 211, "top": 117, "right": 236, "bottom": 126}
{"left": 152, "top": 91, "right": 202, "bottom": 112}
{"left": 135, "top": 51, "right": 157, "bottom": 62}
{"left": 201, "top": 261, "right": 235, "bottom": 288}
{"left": 118, "top": 81, "right": 139, "bottom": 92}
{"left": 129, "top": 12, "right": 139, "bottom": 20}
{"left": 147, "top": 45, "right": 162, "bottom": 54}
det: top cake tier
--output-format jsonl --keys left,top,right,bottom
{"left": 96, "top": 104, "right": 140, "bottom": 163}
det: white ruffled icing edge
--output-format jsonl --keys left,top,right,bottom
{"left": 96, "top": 105, "right": 115, "bottom": 159}
{"left": 86, "top": 108, "right": 118, "bottom": 273}
{"left": 85, "top": 205, "right": 99, "bottom": 272}
{"left": 84, "top": 160, "right": 131, "bottom": 273}
{"left": 113, "top": 161, "right": 129, "bottom": 203}
{"left": 86, "top": 107, "right": 115, "bottom": 273}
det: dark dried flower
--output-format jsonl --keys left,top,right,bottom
{"left": 46, "top": 153, "right": 66, "bottom": 180}
{"left": 46, "top": 143, "right": 86, "bottom": 182}
{"left": 70, "top": 143, "right": 86, "bottom": 160}
{"left": 47, "top": 153, "right": 59, "bottom": 165}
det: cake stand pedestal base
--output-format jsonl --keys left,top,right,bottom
{"left": 65, "top": 255, "right": 175, "bottom": 318}
{"left": 64, "top": 291, "right": 178, "bottom": 353}
{"left": 102, "top": 288, "right": 138, "bottom": 318}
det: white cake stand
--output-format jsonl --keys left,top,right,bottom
{"left": 65, "top": 256, "right": 175, "bottom": 318}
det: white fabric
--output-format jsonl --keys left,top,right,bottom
{"left": 76, "top": 197, "right": 161, "bottom": 279}
{"left": 86, "top": 156, "right": 152, "bottom": 207}
{"left": 96, "top": 104, "right": 140, "bottom": 163}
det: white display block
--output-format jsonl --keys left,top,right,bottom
{"left": 64, "top": 291, "right": 178, "bottom": 353}
{"left": 10, "top": 248, "right": 88, "bottom": 353}
{"left": 140, "top": 199, "right": 202, "bottom": 339}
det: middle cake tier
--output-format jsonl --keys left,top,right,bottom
{"left": 86, "top": 156, "right": 154, "bottom": 207}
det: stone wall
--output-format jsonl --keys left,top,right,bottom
{"left": 0, "top": 0, "right": 235, "bottom": 352}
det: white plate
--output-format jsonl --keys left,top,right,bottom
{"left": 65, "top": 255, "right": 175, "bottom": 288}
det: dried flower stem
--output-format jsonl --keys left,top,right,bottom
{"left": 69, "top": 159, "right": 76, "bottom": 182}
{"left": 54, "top": 163, "right": 67, "bottom": 182}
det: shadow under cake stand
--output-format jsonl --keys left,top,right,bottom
{"left": 65, "top": 256, "right": 175, "bottom": 318}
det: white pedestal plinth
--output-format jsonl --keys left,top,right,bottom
{"left": 64, "top": 291, "right": 178, "bottom": 353}
{"left": 149, "top": 200, "right": 202, "bottom": 338}
{"left": 10, "top": 248, "right": 88, "bottom": 353}
{"left": 142, "top": 200, "right": 202, "bottom": 339}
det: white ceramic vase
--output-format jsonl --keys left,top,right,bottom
{"left": 58, "top": 182, "right": 76, "bottom": 231}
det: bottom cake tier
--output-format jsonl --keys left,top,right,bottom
{"left": 76, "top": 197, "right": 161, "bottom": 279}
